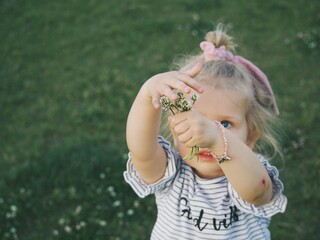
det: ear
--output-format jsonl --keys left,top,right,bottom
{"left": 246, "top": 129, "right": 260, "bottom": 149}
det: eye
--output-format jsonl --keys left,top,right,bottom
{"left": 220, "top": 120, "right": 232, "bottom": 129}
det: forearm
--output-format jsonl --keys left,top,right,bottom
{"left": 217, "top": 130, "right": 273, "bottom": 206}
{"left": 126, "top": 85, "right": 167, "bottom": 184}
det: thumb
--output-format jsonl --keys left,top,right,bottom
{"left": 182, "top": 62, "right": 202, "bottom": 78}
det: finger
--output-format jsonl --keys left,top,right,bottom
{"left": 181, "top": 63, "right": 202, "bottom": 78}
{"left": 173, "top": 72, "right": 204, "bottom": 94}
{"left": 162, "top": 86, "right": 179, "bottom": 100}
{"left": 176, "top": 75, "right": 204, "bottom": 94}
{"left": 177, "top": 131, "right": 193, "bottom": 144}
{"left": 152, "top": 93, "right": 161, "bottom": 109}
{"left": 170, "top": 112, "right": 189, "bottom": 125}
{"left": 171, "top": 80, "right": 192, "bottom": 94}
{"left": 174, "top": 121, "right": 190, "bottom": 135}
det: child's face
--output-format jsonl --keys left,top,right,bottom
{"left": 177, "top": 85, "right": 257, "bottom": 179}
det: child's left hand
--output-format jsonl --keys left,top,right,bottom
{"left": 168, "top": 111, "right": 219, "bottom": 150}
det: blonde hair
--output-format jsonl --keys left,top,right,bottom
{"left": 162, "top": 24, "right": 282, "bottom": 159}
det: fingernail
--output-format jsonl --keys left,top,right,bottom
{"left": 171, "top": 93, "right": 178, "bottom": 100}
{"left": 184, "top": 86, "right": 191, "bottom": 93}
{"left": 153, "top": 102, "right": 160, "bottom": 109}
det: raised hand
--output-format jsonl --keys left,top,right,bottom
{"left": 168, "top": 111, "right": 218, "bottom": 150}
{"left": 141, "top": 63, "right": 204, "bottom": 109}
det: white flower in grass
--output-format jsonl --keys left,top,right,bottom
{"left": 58, "top": 218, "right": 66, "bottom": 225}
{"left": 122, "top": 153, "right": 128, "bottom": 160}
{"left": 10, "top": 205, "right": 18, "bottom": 212}
{"left": 99, "top": 220, "right": 107, "bottom": 227}
{"left": 74, "top": 205, "right": 82, "bottom": 215}
{"left": 64, "top": 225, "right": 72, "bottom": 233}
{"left": 75, "top": 221, "right": 86, "bottom": 230}
{"left": 127, "top": 209, "right": 134, "bottom": 216}
{"left": 52, "top": 229, "right": 59, "bottom": 236}
{"left": 107, "top": 186, "right": 114, "bottom": 192}
{"left": 112, "top": 200, "right": 121, "bottom": 207}
{"left": 108, "top": 186, "right": 117, "bottom": 197}
{"left": 10, "top": 205, "right": 18, "bottom": 214}
{"left": 133, "top": 200, "right": 140, "bottom": 208}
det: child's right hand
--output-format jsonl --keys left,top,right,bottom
{"left": 141, "top": 63, "right": 204, "bottom": 109}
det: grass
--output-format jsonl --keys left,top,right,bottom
{"left": 1, "top": 0, "right": 319, "bottom": 239}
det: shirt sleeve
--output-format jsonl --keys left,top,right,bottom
{"left": 123, "top": 136, "right": 179, "bottom": 198}
{"left": 227, "top": 154, "right": 287, "bottom": 218}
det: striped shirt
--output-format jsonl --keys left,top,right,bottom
{"left": 124, "top": 136, "right": 287, "bottom": 240}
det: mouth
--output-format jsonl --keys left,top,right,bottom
{"left": 196, "top": 149, "right": 216, "bottom": 162}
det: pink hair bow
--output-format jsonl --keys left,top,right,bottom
{"left": 200, "top": 41, "right": 279, "bottom": 115}
{"left": 200, "top": 41, "right": 234, "bottom": 61}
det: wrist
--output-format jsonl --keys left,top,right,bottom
{"left": 210, "top": 121, "right": 231, "bottom": 164}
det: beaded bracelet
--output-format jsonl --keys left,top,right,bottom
{"left": 211, "top": 121, "right": 231, "bottom": 164}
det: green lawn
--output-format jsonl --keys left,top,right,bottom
{"left": 1, "top": 0, "right": 319, "bottom": 239}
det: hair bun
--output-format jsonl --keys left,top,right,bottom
{"left": 204, "top": 24, "right": 236, "bottom": 52}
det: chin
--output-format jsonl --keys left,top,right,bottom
{"left": 192, "top": 164, "right": 225, "bottom": 179}
{"left": 195, "top": 170, "right": 225, "bottom": 179}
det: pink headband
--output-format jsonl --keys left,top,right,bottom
{"left": 200, "top": 41, "right": 279, "bottom": 115}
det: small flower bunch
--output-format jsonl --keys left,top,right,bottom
{"left": 160, "top": 92, "right": 200, "bottom": 160}
{"left": 160, "top": 92, "right": 198, "bottom": 114}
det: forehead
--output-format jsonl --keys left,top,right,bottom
{"left": 193, "top": 85, "right": 248, "bottom": 120}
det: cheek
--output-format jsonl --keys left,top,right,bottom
{"left": 242, "top": 128, "right": 250, "bottom": 142}
{"left": 230, "top": 125, "right": 250, "bottom": 144}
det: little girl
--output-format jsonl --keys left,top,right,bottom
{"left": 124, "top": 25, "right": 287, "bottom": 239}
